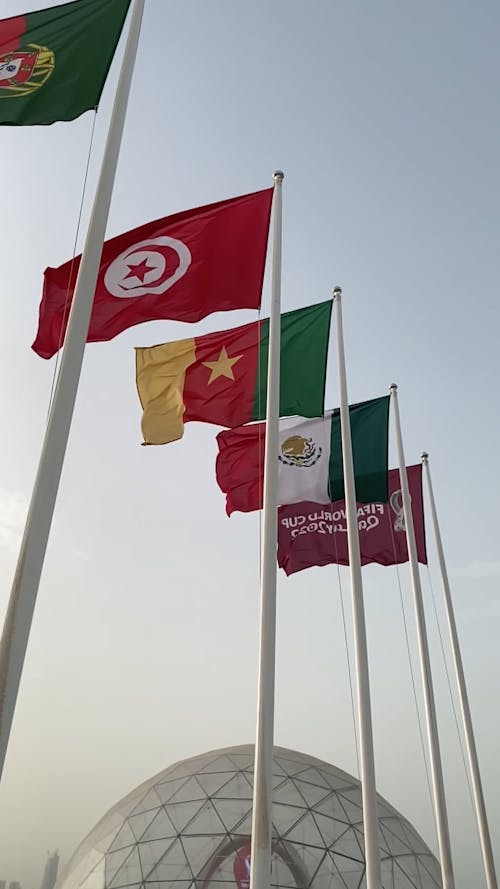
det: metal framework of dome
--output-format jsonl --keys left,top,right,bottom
{"left": 57, "top": 745, "right": 441, "bottom": 889}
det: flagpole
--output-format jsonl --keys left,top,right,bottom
{"left": 249, "top": 170, "right": 283, "bottom": 889}
{"left": 333, "top": 287, "right": 381, "bottom": 889}
{"left": 422, "top": 452, "right": 498, "bottom": 889}
{"left": 389, "top": 386, "right": 455, "bottom": 889}
{"left": 0, "top": 0, "right": 145, "bottom": 783}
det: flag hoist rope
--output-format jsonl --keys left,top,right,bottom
{"left": 0, "top": 0, "right": 146, "bottom": 783}
{"left": 333, "top": 556, "right": 361, "bottom": 778}
{"left": 422, "top": 453, "right": 498, "bottom": 889}
{"left": 387, "top": 520, "right": 437, "bottom": 841}
{"left": 249, "top": 170, "right": 283, "bottom": 889}
{"left": 48, "top": 111, "right": 98, "bottom": 417}
{"left": 333, "top": 288, "right": 382, "bottom": 889}
{"left": 390, "top": 385, "right": 455, "bottom": 889}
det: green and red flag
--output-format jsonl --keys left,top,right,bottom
{"left": 216, "top": 397, "right": 390, "bottom": 512}
{"left": 0, "top": 0, "right": 131, "bottom": 126}
{"left": 135, "top": 301, "right": 332, "bottom": 445}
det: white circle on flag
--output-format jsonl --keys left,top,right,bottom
{"left": 104, "top": 236, "right": 191, "bottom": 298}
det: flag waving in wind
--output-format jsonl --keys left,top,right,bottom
{"left": 33, "top": 189, "right": 273, "bottom": 358}
{"left": 278, "top": 465, "right": 427, "bottom": 575}
{"left": 216, "top": 396, "right": 390, "bottom": 513}
{"left": 136, "top": 302, "right": 332, "bottom": 444}
{"left": 0, "top": 0, "right": 132, "bottom": 126}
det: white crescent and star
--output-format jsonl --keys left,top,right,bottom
{"left": 104, "top": 236, "right": 191, "bottom": 298}
{"left": 105, "top": 236, "right": 243, "bottom": 386}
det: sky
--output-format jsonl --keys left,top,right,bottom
{"left": 0, "top": 0, "right": 499, "bottom": 887}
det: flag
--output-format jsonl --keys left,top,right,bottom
{"left": 0, "top": 0, "right": 131, "bottom": 126}
{"left": 277, "top": 465, "right": 427, "bottom": 575}
{"left": 33, "top": 189, "right": 274, "bottom": 359}
{"left": 136, "top": 301, "right": 332, "bottom": 444}
{"left": 216, "top": 396, "right": 390, "bottom": 513}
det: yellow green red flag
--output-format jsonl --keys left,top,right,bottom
{"left": 135, "top": 301, "right": 332, "bottom": 445}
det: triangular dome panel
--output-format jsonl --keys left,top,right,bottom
{"left": 108, "top": 847, "right": 142, "bottom": 889}
{"left": 155, "top": 776, "right": 191, "bottom": 805}
{"left": 213, "top": 772, "right": 253, "bottom": 800}
{"left": 128, "top": 808, "right": 159, "bottom": 841}
{"left": 146, "top": 839, "right": 190, "bottom": 883}
{"left": 140, "top": 807, "right": 177, "bottom": 843}
{"left": 139, "top": 838, "right": 177, "bottom": 878}
{"left": 168, "top": 775, "right": 205, "bottom": 804}
{"left": 108, "top": 820, "right": 136, "bottom": 852}
{"left": 129, "top": 787, "right": 161, "bottom": 816}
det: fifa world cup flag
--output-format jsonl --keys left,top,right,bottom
{"left": 33, "top": 189, "right": 273, "bottom": 358}
{"left": 0, "top": 0, "right": 132, "bottom": 126}
{"left": 136, "top": 301, "right": 332, "bottom": 445}
{"left": 278, "top": 465, "right": 427, "bottom": 575}
{"left": 216, "top": 396, "right": 390, "bottom": 513}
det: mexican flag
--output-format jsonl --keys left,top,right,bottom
{"left": 216, "top": 396, "right": 390, "bottom": 513}
{"left": 0, "top": 0, "right": 131, "bottom": 126}
{"left": 136, "top": 301, "right": 332, "bottom": 445}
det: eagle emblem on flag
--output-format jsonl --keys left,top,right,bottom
{"left": 0, "top": 45, "right": 54, "bottom": 97}
{"left": 279, "top": 435, "right": 322, "bottom": 467}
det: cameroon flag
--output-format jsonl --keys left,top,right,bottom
{"left": 0, "top": 0, "right": 131, "bottom": 126}
{"left": 136, "top": 301, "right": 332, "bottom": 445}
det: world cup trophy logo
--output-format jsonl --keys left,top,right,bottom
{"left": 389, "top": 488, "right": 405, "bottom": 531}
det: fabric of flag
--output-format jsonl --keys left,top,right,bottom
{"left": 0, "top": 0, "right": 131, "bottom": 126}
{"left": 216, "top": 396, "right": 390, "bottom": 513}
{"left": 136, "top": 301, "right": 332, "bottom": 445}
{"left": 33, "top": 189, "right": 274, "bottom": 359}
{"left": 277, "top": 465, "right": 427, "bottom": 575}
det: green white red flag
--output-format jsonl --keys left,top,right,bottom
{"left": 216, "top": 396, "right": 390, "bottom": 513}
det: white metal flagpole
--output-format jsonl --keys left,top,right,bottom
{"left": 389, "top": 385, "right": 455, "bottom": 889}
{"left": 333, "top": 287, "right": 381, "bottom": 889}
{"left": 249, "top": 171, "right": 283, "bottom": 889}
{"left": 0, "top": 0, "right": 146, "bottom": 783}
{"left": 422, "top": 452, "right": 498, "bottom": 889}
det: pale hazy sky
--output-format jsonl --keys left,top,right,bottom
{"left": 0, "top": 1, "right": 498, "bottom": 887}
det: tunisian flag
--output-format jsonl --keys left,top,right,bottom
{"left": 277, "top": 465, "right": 427, "bottom": 575}
{"left": 32, "top": 188, "right": 273, "bottom": 359}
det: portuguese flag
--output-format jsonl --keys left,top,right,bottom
{"left": 0, "top": 0, "right": 131, "bottom": 126}
{"left": 135, "top": 301, "right": 332, "bottom": 445}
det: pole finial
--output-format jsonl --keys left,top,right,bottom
{"left": 332, "top": 286, "right": 342, "bottom": 298}
{"left": 390, "top": 383, "right": 398, "bottom": 391}
{"left": 421, "top": 451, "right": 429, "bottom": 463}
{"left": 273, "top": 170, "right": 284, "bottom": 181}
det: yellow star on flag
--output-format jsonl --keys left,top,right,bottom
{"left": 202, "top": 346, "right": 243, "bottom": 384}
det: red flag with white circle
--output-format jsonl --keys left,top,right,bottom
{"left": 33, "top": 188, "right": 273, "bottom": 358}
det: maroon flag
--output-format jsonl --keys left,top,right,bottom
{"left": 32, "top": 188, "right": 273, "bottom": 358}
{"left": 233, "top": 844, "right": 252, "bottom": 889}
{"left": 278, "top": 465, "right": 427, "bottom": 576}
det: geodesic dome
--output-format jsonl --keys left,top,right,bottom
{"left": 57, "top": 745, "right": 441, "bottom": 889}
